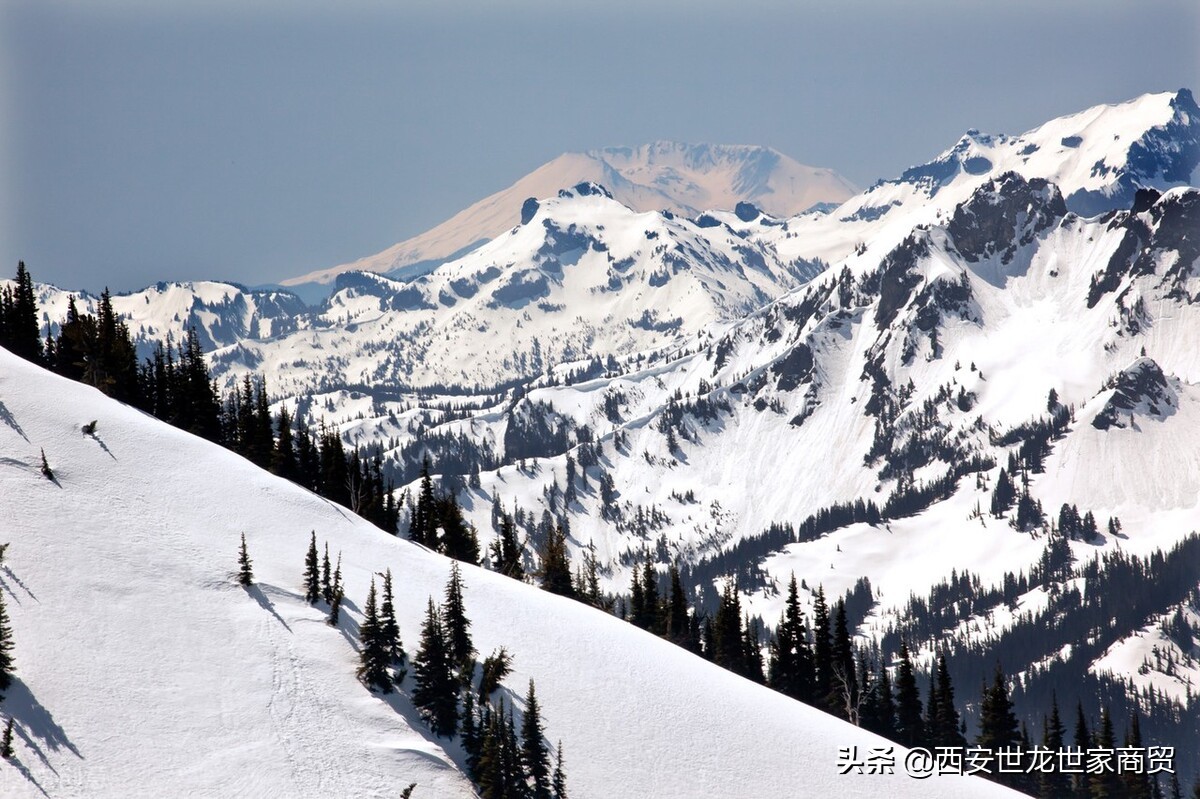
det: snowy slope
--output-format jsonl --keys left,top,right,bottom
{"left": 0, "top": 348, "right": 1019, "bottom": 799}
{"left": 282, "top": 142, "right": 857, "bottom": 287}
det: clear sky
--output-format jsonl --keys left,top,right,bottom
{"left": 3, "top": 0, "right": 1198, "bottom": 293}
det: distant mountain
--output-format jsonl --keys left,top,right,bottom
{"left": 215, "top": 182, "right": 823, "bottom": 394}
{"left": 281, "top": 141, "right": 857, "bottom": 288}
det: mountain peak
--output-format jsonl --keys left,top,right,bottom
{"left": 281, "top": 142, "right": 856, "bottom": 288}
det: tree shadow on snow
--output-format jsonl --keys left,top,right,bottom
{"left": 0, "top": 400, "right": 28, "bottom": 442}
{"left": 86, "top": 432, "right": 116, "bottom": 460}
{"left": 0, "top": 566, "right": 38, "bottom": 606}
{"left": 244, "top": 584, "right": 292, "bottom": 632}
{"left": 4, "top": 677, "right": 82, "bottom": 787}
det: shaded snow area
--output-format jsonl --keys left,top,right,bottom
{"left": 0, "top": 350, "right": 1019, "bottom": 797}
{"left": 1091, "top": 602, "right": 1200, "bottom": 705}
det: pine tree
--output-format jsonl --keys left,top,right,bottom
{"left": 8, "top": 262, "right": 43, "bottom": 364}
{"left": 1039, "top": 694, "right": 1070, "bottom": 799}
{"left": 1090, "top": 706, "right": 1118, "bottom": 799}
{"left": 237, "top": 533, "right": 254, "bottom": 586}
{"left": 39, "top": 448, "right": 53, "bottom": 481}
{"left": 812, "top": 586, "right": 833, "bottom": 704}
{"left": 0, "top": 588, "right": 14, "bottom": 696}
{"left": 711, "top": 580, "right": 746, "bottom": 674}
{"left": 768, "top": 574, "right": 814, "bottom": 703}
{"left": 357, "top": 578, "right": 392, "bottom": 693}
{"left": 412, "top": 598, "right": 459, "bottom": 737}
{"left": 439, "top": 494, "right": 480, "bottom": 565}
{"left": 491, "top": 510, "right": 525, "bottom": 580}
{"left": 1073, "top": 702, "right": 1093, "bottom": 799}
{"left": 538, "top": 524, "right": 575, "bottom": 598}
{"left": 411, "top": 457, "right": 436, "bottom": 546}
{"left": 665, "top": 563, "right": 691, "bottom": 646}
{"left": 380, "top": 569, "right": 406, "bottom": 669}
{"left": 0, "top": 716, "right": 12, "bottom": 759}
{"left": 931, "top": 653, "right": 964, "bottom": 747}
{"left": 443, "top": 562, "right": 474, "bottom": 674}
{"left": 551, "top": 741, "right": 568, "bottom": 799}
{"left": 521, "top": 680, "right": 552, "bottom": 799}
{"left": 977, "top": 664, "right": 1019, "bottom": 786}
{"left": 303, "top": 531, "right": 320, "bottom": 604}
{"left": 321, "top": 543, "right": 333, "bottom": 603}
{"left": 897, "top": 638, "right": 921, "bottom": 743}
{"left": 828, "top": 600, "right": 858, "bottom": 719}
{"left": 327, "top": 553, "right": 344, "bottom": 626}
{"left": 1121, "top": 713, "right": 1153, "bottom": 799}
{"left": 990, "top": 467, "right": 1016, "bottom": 516}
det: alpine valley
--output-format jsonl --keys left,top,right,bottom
{"left": 3, "top": 89, "right": 1200, "bottom": 798}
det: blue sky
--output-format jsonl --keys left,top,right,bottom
{"left": 3, "top": 0, "right": 1198, "bottom": 292}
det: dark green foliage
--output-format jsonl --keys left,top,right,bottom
{"left": 551, "top": 743, "right": 568, "bottom": 799}
{"left": 977, "top": 664, "right": 1020, "bottom": 788}
{"left": 270, "top": 406, "right": 297, "bottom": 479}
{"left": 990, "top": 467, "right": 1016, "bottom": 516}
{"left": 538, "top": 524, "right": 575, "bottom": 598}
{"left": 438, "top": 495, "right": 480, "bottom": 565}
{"left": 478, "top": 647, "right": 512, "bottom": 702}
{"left": 237, "top": 533, "right": 253, "bottom": 586}
{"left": 0, "top": 717, "right": 12, "bottom": 760}
{"left": 0, "top": 262, "right": 44, "bottom": 364}
{"left": 490, "top": 510, "right": 525, "bottom": 580}
{"left": 400, "top": 784, "right": 416, "bottom": 799}
{"left": 320, "top": 543, "right": 332, "bottom": 603}
{"left": 0, "top": 588, "right": 14, "bottom": 695}
{"left": 380, "top": 569, "right": 406, "bottom": 670}
{"left": 811, "top": 586, "right": 833, "bottom": 704}
{"left": 1121, "top": 713, "right": 1154, "bottom": 799}
{"left": 768, "top": 574, "right": 814, "bottom": 702}
{"left": 412, "top": 599, "right": 459, "bottom": 737}
{"left": 478, "top": 699, "right": 524, "bottom": 799}
{"left": 357, "top": 578, "right": 392, "bottom": 694}
{"left": 303, "top": 532, "right": 320, "bottom": 604}
{"left": 1038, "top": 695, "right": 1071, "bottom": 799}
{"left": 443, "top": 563, "right": 474, "bottom": 673}
{"left": 665, "top": 563, "right": 693, "bottom": 648}
{"left": 827, "top": 600, "right": 858, "bottom": 719}
{"left": 710, "top": 580, "right": 746, "bottom": 674}
{"left": 929, "top": 653, "right": 964, "bottom": 747}
{"left": 410, "top": 458, "right": 436, "bottom": 546}
{"left": 521, "top": 680, "right": 551, "bottom": 799}
{"left": 893, "top": 640, "right": 924, "bottom": 747}
{"left": 327, "top": 553, "right": 344, "bottom": 626}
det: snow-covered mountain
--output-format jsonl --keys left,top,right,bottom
{"left": 31, "top": 280, "right": 308, "bottom": 355}
{"left": 212, "top": 182, "right": 823, "bottom": 394}
{"left": 0, "top": 348, "right": 1020, "bottom": 798}
{"left": 282, "top": 141, "right": 857, "bottom": 287}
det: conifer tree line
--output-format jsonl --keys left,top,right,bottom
{"left": 304, "top": 542, "right": 569, "bottom": 799}
{"left": 2, "top": 263, "right": 400, "bottom": 533}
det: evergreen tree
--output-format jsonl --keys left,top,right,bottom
{"left": 521, "top": 680, "right": 552, "bottom": 799}
{"left": 551, "top": 742, "right": 568, "bottom": 799}
{"left": 380, "top": 569, "right": 406, "bottom": 670}
{"left": 711, "top": 580, "right": 746, "bottom": 674}
{"left": 930, "top": 653, "right": 964, "bottom": 747}
{"left": 491, "top": 511, "right": 525, "bottom": 580}
{"left": 412, "top": 598, "right": 459, "bottom": 737}
{"left": 237, "top": 533, "right": 253, "bottom": 586}
{"left": 411, "top": 457, "right": 436, "bottom": 546}
{"left": 0, "top": 716, "right": 12, "bottom": 760}
{"left": 538, "top": 524, "right": 575, "bottom": 598}
{"left": 271, "top": 406, "right": 297, "bottom": 479}
{"left": 768, "top": 573, "right": 814, "bottom": 703}
{"left": 812, "top": 587, "right": 833, "bottom": 704}
{"left": 1073, "top": 702, "right": 1093, "bottom": 799}
{"left": 977, "top": 664, "right": 1020, "bottom": 787}
{"left": 39, "top": 448, "right": 53, "bottom": 481}
{"left": 327, "top": 553, "right": 344, "bottom": 627}
{"left": 665, "top": 563, "right": 691, "bottom": 647}
{"left": 1090, "top": 706, "right": 1118, "bottom": 799}
{"left": 303, "top": 531, "right": 320, "bottom": 604}
{"left": 0, "top": 587, "right": 14, "bottom": 696}
{"left": 321, "top": 543, "right": 333, "bottom": 603}
{"left": 991, "top": 468, "right": 1016, "bottom": 516}
{"left": 357, "top": 578, "right": 392, "bottom": 693}
{"left": 1120, "top": 714, "right": 1153, "bottom": 799}
{"left": 828, "top": 600, "right": 858, "bottom": 719}
{"left": 1039, "top": 694, "right": 1071, "bottom": 799}
{"left": 439, "top": 494, "right": 480, "bottom": 565}
{"left": 443, "top": 562, "right": 474, "bottom": 673}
